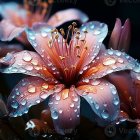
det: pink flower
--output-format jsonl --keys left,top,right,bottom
{"left": 0, "top": 21, "right": 139, "bottom": 135}
{"left": 0, "top": 1, "right": 88, "bottom": 45}
{"left": 109, "top": 18, "right": 131, "bottom": 52}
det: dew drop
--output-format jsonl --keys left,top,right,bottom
{"left": 70, "top": 103, "right": 75, "bottom": 108}
{"left": 40, "top": 92, "right": 48, "bottom": 99}
{"left": 93, "top": 30, "right": 101, "bottom": 35}
{"left": 36, "top": 100, "right": 40, "bottom": 103}
{"left": 94, "top": 102, "right": 99, "bottom": 110}
{"left": 103, "top": 58, "right": 116, "bottom": 66}
{"left": 55, "top": 95, "right": 61, "bottom": 101}
{"left": 21, "top": 99, "right": 27, "bottom": 106}
{"left": 41, "top": 30, "right": 48, "bottom": 37}
{"left": 62, "top": 89, "right": 69, "bottom": 99}
{"left": 23, "top": 52, "right": 32, "bottom": 62}
{"left": 73, "top": 96, "right": 79, "bottom": 102}
{"left": 28, "top": 85, "right": 36, "bottom": 93}
{"left": 25, "top": 65, "right": 33, "bottom": 71}
{"left": 42, "top": 83, "right": 49, "bottom": 90}
{"left": 31, "top": 60, "right": 38, "bottom": 66}
{"left": 118, "top": 58, "right": 124, "bottom": 63}
{"left": 113, "top": 98, "right": 119, "bottom": 106}
{"left": 59, "top": 109, "right": 63, "bottom": 114}
{"left": 107, "top": 49, "right": 114, "bottom": 55}
{"left": 11, "top": 101, "right": 19, "bottom": 109}
{"left": 112, "top": 89, "right": 117, "bottom": 95}
{"left": 91, "top": 80, "right": 101, "bottom": 86}
{"left": 52, "top": 110, "right": 58, "bottom": 120}
{"left": 101, "top": 110, "right": 109, "bottom": 119}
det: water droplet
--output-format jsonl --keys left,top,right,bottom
{"left": 112, "top": 89, "right": 117, "bottom": 95}
{"left": 42, "top": 83, "right": 48, "bottom": 90}
{"left": 52, "top": 110, "right": 58, "bottom": 120}
{"left": 90, "top": 23, "right": 94, "bottom": 29}
{"left": 23, "top": 52, "right": 32, "bottom": 62}
{"left": 134, "top": 66, "right": 140, "bottom": 73}
{"left": 73, "top": 96, "right": 79, "bottom": 102}
{"left": 29, "top": 34, "right": 35, "bottom": 40}
{"left": 36, "top": 100, "right": 40, "bottom": 103}
{"left": 31, "top": 60, "right": 38, "bottom": 65}
{"left": 25, "top": 65, "right": 33, "bottom": 71}
{"left": 55, "top": 95, "right": 61, "bottom": 101}
{"left": 62, "top": 89, "right": 69, "bottom": 99}
{"left": 11, "top": 101, "right": 19, "bottom": 109}
{"left": 40, "top": 92, "right": 48, "bottom": 99}
{"left": 41, "top": 30, "right": 48, "bottom": 37}
{"left": 21, "top": 99, "right": 27, "bottom": 106}
{"left": 118, "top": 58, "right": 124, "bottom": 63}
{"left": 113, "top": 98, "right": 119, "bottom": 105}
{"left": 11, "top": 67, "right": 18, "bottom": 72}
{"left": 59, "top": 109, "right": 63, "bottom": 114}
{"left": 107, "top": 49, "right": 114, "bottom": 55}
{"left": 81, "top": 25, "right": 87, "bottom": 32}
{"left": 28, "top": 85, "right": 36, "bottom": 93}
{"left": 94, "top": 102, "right": 99, "bottom": 110}
{"left": 93, "top": 30, "right": 101, "bottom": 35}
{"left": 70, "top": 103, "right": 74, "bottom": 108}
{"left": 115, "top": 51, "right": 121, "bottom": 56}
{"left": 101, "top": 110, "right": 109, "bottom": 119}
{"left": 103, "top": 58, "right": 116, "bottom": 66}
{"left": 91, "top": 80, "right": 101, "bottom": 86}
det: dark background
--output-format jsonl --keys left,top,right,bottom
{"left": 0, "top": 0, "right": 140, "bottom": 140}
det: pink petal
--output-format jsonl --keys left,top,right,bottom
{"left": 0, "top": 20, "right": 25, "bottom": 41}
{"left": 72, "top": 21, "right": 108, "bottom": 73}
{"left": 0, "top": 50, "right": 56, "bottom": 82}
{"left": 26, "top": 23, "right": 66, "bottom": 80}
{"left": 47, "top": 8, "right": 89, "bottom": 27}
{"left": 0, "top": 2, "right": 26, "bottom": 26}
{"left": 118, "top": 19, "right": 131, "bottom": 52}
{"left": 48, "top": 87, "right": 80, "bottom": 135}
{"left": 82, "top": 49, "right": 137, "bottom": 79}
{"left": 77, "top": 79, "right": 120, "bottom": 123}
{"left": 0, "top": 44, "right": 23, "bottom": 58}
{"left": 109, "top": 18, "right": 122, "bottom": 50}
{"left": 7, "top": 76, "right": 64, "bottom": 117}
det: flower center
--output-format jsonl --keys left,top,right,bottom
{"left": 45, "top": 22, "right": 89, "bottom": 86}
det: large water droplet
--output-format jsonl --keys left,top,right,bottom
{"left": 94, "top": 102, "right": 99, "bottom": 110}
{"left": 70, "top": 103, "right": 75, "bottom": 108}
{"left": 101, "top": 110, "right": 109, "bottom": 119}
{"left": 11, "top": 101, "right": 19, "bottom": 109}
{"left": 52, "top": 110, "right": 58, "bottom": 120}
{"left": 134, "top": 66, "right": 140, "bottom": 73}
{"left": 62, "top": 89, "right": 69, "bottom": 99}
{"left": 31, "top": 60, "right": 38, "bottom": 66}
{"left": 28, "top": 85, "right": 36, "bottom": 93}
{"left": 40, "top": 92, "right": 48, "bottom": 99}
{"left": 103, "top": 58, "right": 116, "bottom": 66}
{"left": 118, "top": 58, "right": 124, "bottom": 63}
{"left": 93, "top": 30, "right": 101, "bottom": 35}
{"left": 73, "top": 96, "right": 79, "bottom": 102}
{"left": 112, "top": 89, "right": 117, "bottom": 95}
{"left": 91, "top": 80, "right": 101, "bottom": 86}
{"left": 42, "top": 83, "right": 48, "bottom": 90}
{"left": 25, "top": 65, "right": 33, "bottom": 71}
{"left": 113, "top": 98, "right": 119, "bottom": 106}
{"left": 23, "top": 52, "right": 32, "bottom": 62}
{"left": 41, "top": 30, "right": 48, "bottom": 37}
{"left": 55, "top": 95, "right": 61, "bottom": 101}
{"left": 21, "top": 99, "right": 27, "bottom": 106}
{"left": 107, "top": 49, "right": 114, "bottom": 55}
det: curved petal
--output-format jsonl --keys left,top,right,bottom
{"left": 0, "top": 50, "right": 56, "bottom": 82}
{"left": 7, "top": 76, "right": 64, "bottom": 117}
{"left": 82, "top": 49, "right": 138, "bottom": 79}
{"left": 72, "top": 21, "right": 108, "bottom": 73}
{"left": 0, "top": 44, "right": 23, "bottom": 58}
{"left": 109, "top": 18, "right": 131, "bottom": 52}
{"left": 47, "top": 8, "right": 89, "bottom": 27}
{"left": 26, "top": 23, "right": 67, "bottom": 80}
{"left": 48, "top": 87, "right": 80, "bottom": 135}
{"left": 0, "top": 20, "right": 25, "bottom": 41}
{"left": 0, "top": 2, "right": 26, "bottom": 26}
{"left": 77, "top": 79, "right": 120, "bottom": 123}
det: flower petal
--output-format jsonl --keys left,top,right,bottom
{"left": 77, "top": 79, "right": 120, "bottom": 123}
{"left": 0, "top": 44, "right": 23, "bottom": 58}
{"left": 47, "top": 8, "right": 89, "bottom": 27}
{"left": 26, "top": 23, "right": 66, "bottom": 80}
{"left": 109, "top": 18, "right": 122, "bottom": 50}
{"left": 0, "top": 50, "right": 56, "bottom": 82}
{"left": 7, "top": 76, "right": 64, "bottom": 117}
{"left": 82, "top": 49, "right": 138, "bottom": 79}
{"left": 0, "top": 20, "right": 25, "bottom": 41}
{"left": 109, "top": 18, "right": 131, "bottom": 52}
{"left": 48, "top": 87, "right": 80, "bottom": 135}
{"left": 73, "top": 21, "right": 108, "bottom": 73}
{"left": 0, "top": 2, "right": 26, "bottom": 26}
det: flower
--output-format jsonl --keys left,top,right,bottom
{"left": 0, "top": 21, "right": 139, "bottom": 135}
{"left": 109, "top": 18, "right": 131, "bottom": 52}
{"left": 0, "top": 1, "right": 89, "bottom": 45}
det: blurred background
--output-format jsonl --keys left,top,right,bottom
{"left": 0, "top": 0, "right": 140, "bottom": 140}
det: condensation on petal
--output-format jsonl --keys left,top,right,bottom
{"left": 77, "top": 79, "right": 120, "bottom": 122}
{"left": 7, "top": 77, "right": 64, "bottom": 117}
{"left": 82, "top": 49, "right": 138, "bottom": 79}
{"left": 48, "top": 87, "right": 80, "bottom": 135}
